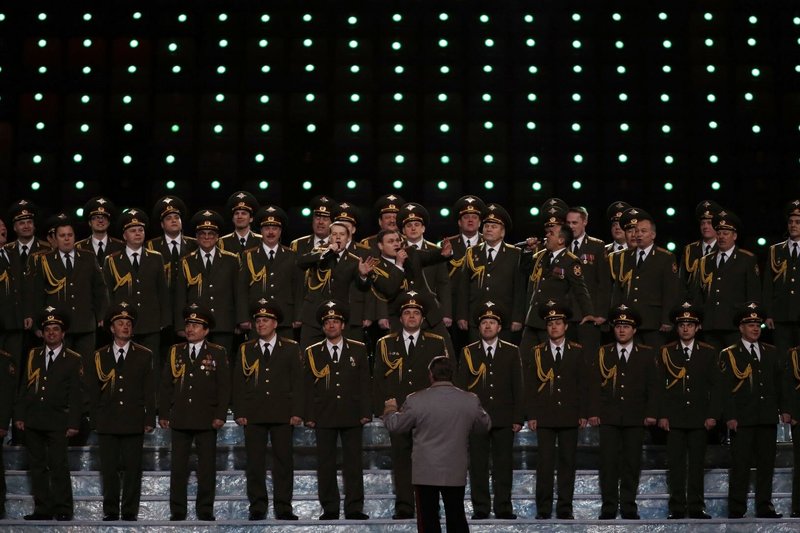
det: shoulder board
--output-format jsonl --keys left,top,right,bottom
{"left": 0, "top": 349, "right": 11, "bottom": 358}
{"left": 353, "top": 241, "right": 370, "bottom": 250}
{"left": 4, "top": 242, "right": 16, "bottom": 249}
{"left": 219, "top": 249, "right": 239, "bottom": 258}
{"left": 761, "top": 342, "right": 776, "bottom": 349}
{"left": 107, "top": 250, "right": 125, "bottom": 259}
{"left": 205, "top": 342, "right": 225, "bottom": 350}
{"left": 346, "top": 251, "right": 362, "bottom": 261}
{"left": 636, "top": 343, "right": 653, "bottom": 350}
{"left": 65, "top": 349, "right": 82, "bottom": 359}
{"left": 533, "top": 249, "right": 547, "bottom": 258}
{"left": 110, "top": 237, "right": 125, "bottom": 244}
{"left": 723, "top": 344, "right": 738, "bottom": 352}
{"left": 738, "top": 248, "right": 754, "bottom": 257}
{"left": 464, "top": 340, "right": 481, "bottom": 349}
{"left": 502, "top": 242, "right": 519, "bottom": 252}
{"left": 608, "top": 248, "right": 624, "bottom": 258}
{"left": 499, "top": 340, "right": 520, "bottom": 349}
{"left": 242, "top": 245, "right": 260, "bottom": 254}
{"left": 131, "top": 342, "right": 153, "bottom": 353}
{"left": 307, "top": 339, "right": 326, "bottom": 351}
{"left": 422, "top": 331, "right": 444, "bottom": 340}
{"left": 586, "top": 235, "right": 604, "bottom": 245}
{"left": 567, "top": 341, "right": 583, "bottom": 349}
{"left": 74, "top": 248, "right": 94, "bottom": 257}
{"left": 290, "top": 235, "right": 311, "bottom": 246}
{"left": 144, "top": 248, "right": 163, "bottom": 257}
{"left": 655, "top": 246, "right": 673, "bottom": 255}
{"left": 565, "top": 251, "right": 579, "bottom": 260}
{"left": 533, "top": 342, "right": 547, "bottom": 350}
{"left": 280, "top": 244, "right": 295, "bottom": 253}
{"left": 663, "top": 340, "right": 680, "bottom": 349}
{"left": 220, "top": 232, "right": 236, "bottom": 240}
{"left": 186, "top": 249, "right": 199, "bottom": 258}
{"left": 347, "top": 339, "right": 366, "bottom": 346}
{"left": 75, "top": 238, "right": 90, "bottom": 247}
{"left": 360, "top": 236, "right": 375, "bottom": 246}
{"left": 184, "top": 236, "right": 197, "bottom": 243}
{"left": 423, "top": 240, "right": 441, "bottom": 250}
{"left": 601, "top": 343, "right": 616, "bottom": 350}
{"left": 378, "top": 332, "right": 401, "bottom": 343}
{"left": 697, "top": 342, "right": 715, "bottom": 350}
{"left": 145, "top": 240, "right": 156, "bottom": 251}
{"left": 278, "top": 337, "right": 298, "bottom": 345}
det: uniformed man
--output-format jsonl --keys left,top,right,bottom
{"left": 233, "top": 301, "right": 303, "bottom": 521}
{"left": 656, "top": 302, "right": 720, "bottom": 519}
{"left": 609, "top": 207, "right": 679, "bottom": 347}
{"left": 159, "top": 304, "right": 230, "bottom": 521}
{"left": 456, "top": 301, "right": 522, "bottom": 520}
{"left": 374, "top": 291, "right": 450, "bottom": 519}
{"left": 219, "top": 190, "right": 261, "bottom": 255}
{"left": 360, "top": 194, "right": 406, "bottom": 256}
{"left": 145, "top": 195, "right": 198, "bottom": 289}
{"left": 305, "top": 300, "right": 371, "bottom": 520}
{"left": 103, "top": 209, "right": 170, "bottom": 358}
{"left": 0, "top": 344, "right": 16, "bottom": 519}
{"left": 26, "top": 215, "right": 110, "bottom": 364}
{"left": 0, "top": 214, "right": 25, "bottom": 369}
{"left": 785, "top": 341, "right": 800, "bottom": 518}
{"left": 75, "top": 196, "right": 125, "bottom": 266}
{"left": 175, "top": 210, "right": 241, "bottom": 357}
{"left": 6, "top": 199, "right": 51, "bottom": 267}
{"left": 589, "top": 304, "right": 659, "bottom": 520}
{"left": 679, "top": 200, "right": 722, "bottom": 296}
{"left": 763, "top": 199, "right": 800, "bottom": 356}
{"left": 14, "top": 308, "right": 82, "bottom": 521}
{"left": 456, "top": 203, "right": 525, "bottom": 344}
{"left": 236, "top": 205, "right": 302, "bottom": 339}
{"left": 526, "top": 300, "right": 589, "bottom": 520}
{"left": 565, "top": 206, "right": 611, "bottom": 352}
{"left": 290, "top": 195, "right": 336, "bottom": 256}
{"left": 604, "top": 201, "right": 631, "bottom": 254}
{"left": 519, "top": 219, "right": 594, "bottom": 360}
{"left": 88, "top": 302, "right": 156, "bottom": 521}
{"left": 690, "top": 210, "right": 760, "bottom": 350}
{"left": 296, "top": 221, "right": 376, "bottom": 347}
{"left": 721, "top": 302, "right": 786, "bottom": 519}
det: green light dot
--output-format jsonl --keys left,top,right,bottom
{"left": 747, "top": 38, "right": 756, "bottom": 46}
{"left": 303, "top": 39, "right": 313, "bottom": 48}
{"left": 705, "top": 38, "right": 714, "bottom": 47}
{"left": 439, "top": 124, "right": 450, "bottom": 133}
{"left": 302, "top": 181, "right": 312, "bottom": 190}
{"left": 532, "top": 181, "right": 542, "bottom": 191}
{"left": 573, "top": 65, "right": 582, "bottom": 74}
{"left": 757, "top": 237, "right": 767, "bottom": 246}
{"left": 75, "top": 181, "right": 85, "bottom": 190}
{"left": 619, "top": 93, "right": 628, "bottom": 102}
{"left": 665, "top": 155, "right": 674, "bottom": 164}
{"left": 528, "top": 93, "right": 537, "bottom": 102}
{"left": 394, "top": 93, "right": 404, "bottom": 102}
{"left": 574, "top": 154, "right": 583, "bottom": 164}
{"left": 480, "top": 14, "right": 489, "bottom": 23}
{"left": 659, "top": 12, "right": 668, "bottom": 21}
{"left": 390, "top": 41, "right": 401, "bottom": 51}
{"left": 213, "top": 124, "right": 223, "bottom": 134}
{"left": 572, "top": 13, "right": 581, "bottom": 22}
{"left": 666, "top": 242, "right": 676, "bottom": 252}
{"left": 663, "top": 40, "right": 672, "bottom": 49}
{"left": 80, "top": 124, "right": 89, "bottom": 133}
{"left": 165, "top": 155, "right": 175, "bottom": 164}
{"left": 350, "top": 124, "right": 361, "bottom": 133}
{"left": 708, "top": 121, "right": 718, "bottom": 129}
{"left": 168, "top": 43, "right": 178, "bottom": 52}
{"left": 218, "top": 13, "right": 228, "bottom": 22}
{"left": 348, "top": 16, "right": 357, "bottom": 25}
{"left": 440, "top": 13, "right": 450, "bottom": 22}
{"left": 620, "top": 123, "right": 629, "bottom": 132}
{"left": 711, "top": 181, "right": 721, "bottom": 190}
{"left": 709, "top": 154, "right": 719, "bottom": 164}
{"left": 122, "top": 155, "right": 132, "bottom": 164}
{"left": 440, "top": 155, "right": 450, "bottom": 164}
{"left": 664, "top": 182, "right": 673, "bottom": 191}
{"left": 122, "top": 95, "right": 132, "bottom": 104}
{"left": 305, "top": 93, "right": 315, "bottom": 102}
{"left": 394, "top": 66, "right": 404, "bottom": 74}
{"left": 526, "top": 38, "right": 536, "bottom": 47}
{"left": 350, "top": 93, "right": 360, "bottom": 102}
{"left": 662, "top": 124, "right": 671, "bottom": 133}
{"left": 83, "top": 13, "right": 92, "bottom": 21}
{"left": 211, "top": 180, "right": 221, "bottom": 190}
{"left": 394, "top": 155, "right": 405, "bottom": 164}
{"left": 438, "top": 39, "right": 448, "bottom": 48}
{"left": 529, "top": 156, "right": 540, "bottom": 165}
{"left": 751, "top": 68, "right": 760, "bottom": 77}
{"left": 571, "top": 180, "right": 582, "bottom": 190}
{"left": 439, "top": 208, "right": 450, "bottom": 217}
{"left": 707, "top": 94, "right": 716, "bottom": 102}
{"left": 440, "top": 66, "right": 450, "bottom": 74}
{"left": 527, "top": 121, "right": 536, "bottom": 130}
{"left": 261, "top": 123, "right": 270, "bottom": 133}
{"left": 350, "top": 65, "right": 360, "bottom": 74}
{"left": 218, "top": 39, "right": 227, "bottom": 48}
{"left": 485, "top": 38, "right": 494, "bottom": 47}
{"left": 73, "top": 153, "right": 83, "bottom": 163}
{"left": 254, "top": 154, "right": 265, "bottom": 163}
{"left": 38, "top": 66, "right": 47, "bottom": 74}
{"left": 128, "top": 65, "right": 137, "bottom": 74}
{"left": 666, "top": 207, "right": 676, "bottom": 216}
{"left": 348, "top": 154, "right": 359, "bottom": 164}
{"left": 177, "top": 14, "right": 187, "bottom": 23}
{"left": 612, "top": 13, "right": 621, "bottom": 21}
{"left": 484, "top": 180, "right": 494, "bottom": 190}
{"left": 663, "top": 65, "right": 672, "bottom": 73}
{"left": 618, "top": 154, "right": 628, "bottom": 163}
{"left": 484, "top": 154, "right": 494, "bottom": 164}
{"left": 615, "top": 41, "right": 624, "bottom": 49}
{"left": 617, "top": 66, "right": 626, "bottom": 74}
{"left": 130, "top": 39, "right": 139, "bottom": 48}
{"left": 80, "top": 95, "right": 89, "bottom": 103}
{"left": 529, "top": 207, "right": 540, "bottom": 216}
{"left": 572, "top": 93, "right": 581, "bottom": 102}
{"left": 393, "top": 180, "right": 404, "bottom": 189}
{"left": 259, "top": 39, "right": 268, "bottom": 48}
{"left": 749, "top": 16, "right": 757, "bottom": 24}
{"left": 132, "top": 12, "right": 141, "bottom": 20}
{"left": 660, "top": 94, "right": 670, "bottom": 103}
{"left": 752, "top": 124, "right": 761, "bottom": 133}
{"left": 482, "top": 93, "right": 491, "bottom": 102}
{"left": 172, "top": 66, "right": 181, "bottom": 74}
{"left": 83, "top": 39, "right": 93, "bottom": 48}
{"left": 483, "top": 65, "right": 493, "bottom": 73}
{"left": 259, "top": 95, "right": 270, "bottom": 104}
{"left": 571, "top": 123, "right": 581, "bottom": 132}
{"left": 38, "top": 13, "right": 47, "bottom": 21}
{"left": 572, "top": 40, "right": 581, "bottom": 49}
{"left": 301, "top": 207, "right": 311, "bottom": 217}
{"left": 707, "top": 65, "right": 716, "bottom": 73}
{"left": 123, "top": 123, "right": 132, "bottom": 132}
{"left": 171, "top": 124, "right": 180, "bottom": 133}
{"left": 524, "top": 14, "right": 534, "bottom": 23}
{"left": 259, "top": 181, "right": 269, "bottom": 190}
{"left": 215, "top": 93, "right": 225, "bottom": 102}
{"left": 346, "top": 180, "right": 357, "bottom": 189}
{"left": 529, "top": 65, "right": 538, "bottom": 75}
{"left": 304, "top": 64, "right": 314, "bottom": 73}
{"left": 166, "top": 180, "right": 175, "bottom": 190}
{"left": 261, "top": 14, "right": 270, "bottom": 23}
{"left": 36, "top": 122, "right": 45, "bottom": 130}
{"left": 392, "top": 13, "right": 402, "bottom": 22}
{"left": 31, "top": 181, "right": 40, "bottom": 191}
{"left": 437, "top": 181, "right": 448, "bottom": 190}
{"left": 704, "top": 13, "right": 713, "bottom": 21}
{"left": 216, "top": 65, "right": 226, "bottom": 74}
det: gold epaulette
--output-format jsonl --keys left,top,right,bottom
{"left": 219, "top": 249, "right": 239, "bottom": 258}
{"left": 206, "top": 342, "right": 225, "bottom": 351}
{"left": 422, "top": 331, "right": 444, "bottom": 340}
{"left": 697, "top": 342, "right": 715, "bottom": 350}
{"left": 738, "top": 248, "right": 755, "bottom": 257}
{"left": 655, "top": 246, "right": 673, "bottom": 255}
{"left": 65, "top": 349, "right": 82, "bottom": 359}
{"left": 278, "top": 337, "right": 298, "bottom": 345}
{"left": 499, "top": 340, "right": 519, "bottom": 349}
{"left": 567, "top": 341, "right": 583, "bottom": 349}
{"left": 347, "top": 339, "right": 366, "bottom": 346}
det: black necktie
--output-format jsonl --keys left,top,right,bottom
{"left": 636, "top": 250, "right": 645, "bottom": 268}
{"left": 555, "top": 346, "right": 562, "bottom": 366}
{"left": 262, "top": 342, "right": 271, "bottom": 362}
{"left": 487, "top": 248, "right": 494, "bottom": 264}
{"left": 718, "top": 252, "right": 727, "bottom": 269}
{"left": 97, "top": 241, "right": 105, "bottom": 263}
{"left": 65, "top": 253, "right": 73, "bottom": 274}
{"left": 117, "top": 348, "right": 125, "bottom": 370}
{"left": 170, "top": 240, "right": 179, "bottom": 262}
{"left": 549, "top": 252, "right": 555, "bottom": 265}
{"left": 619, "top": 348, "right": 627, "bottom": 367}
{"left": 331, "top": 345, "right": 339, "bottom": 363}
{"left": 131, "top": 252, "right": 140, "bottom": 272}
{"left": 684, "top": 346, "right": 690, "bottom": 361}
{"left": 204, "top": 252, "right": 212, "bottom": 273}
{"left": 465, "top": 238, "right": 471, "bottom": 247}
{"left": 407, "top": 334, "right": 415, "bottom": 357}
{"left": 573, "top": 240, "right": 580, "bottom": 255}
{"left": 750, "top": 343, "right": 758, "bottom": 363}
{"left": 793, "top": 243, "right": 798, "bottom": 261}
{"left": 616, "top": 244, "right": 624, "bottom": 252}
{"left": 20, "top": 244, "right": 29, "bottom": 264}
{"left": 190, "top": 346, "right": 197, "bottom": 363}
{"left": 47, "top": 349, "right": 55, "bottom": 371}
{"left": 268, "top": 249, "right": 275, "bottom": 263}
{"left": 487, "top": 345, "right": 493, "bottom": 360}
{"left": 240, "top": 237, "right": 247, "bottom": 248}
{"left": 704, "top": 244, "right": 712, "bottom": 256}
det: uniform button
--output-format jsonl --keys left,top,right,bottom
{"left": 489, "top": 396, "right": 494, "bottom": 400}
{"left": 211, "top": 308, "right": 215, "bottom": 313}
{"left": 715, "top": 302, "right": 720, "bottom": 305}
{"left": 209, "top": 284, "right": 214, "bottom": 289}
{"left": 485, "top": 287, "right": 490, "bottom": 291}
{"left": 760, "top": 396, "right": 764, "bottom": 400}
{"left": 40, "top": 397, "right": 44, "bottom": 400}
{"left": 210, "top": 296, "right": 215, "bottom": 300}
{"left": 266, "top": 392, "right": 270, "bottom": 396}
{"left": 336, "top": 383, "right": 341, "bottom": 387}
{"left": 266, "top": 368, "right": 270, "bottom": 372}
{"left": 336, "top": 395, "right": 341, "bottom": 399}
{"left": 265, "top": 380, "right": 270, "bottom": 383}
{"left": 557, "top": 388, "right": 561, "bottom": 392}
{"left": 119, "top": 388, "right": 123, "bottom": 392}
{"left": 686, "top": 401, "right": 691, "bottom": 405}
{"left": 685, "top": 388, "right": 690, "bottom": 393}
{"left": 189, "top": 373, "right": 193, "bottom": 377}
{"left": 119, "top": 401, "right": 124, "bottom": 405}
{"left": 335, "top": 372, "right": 340, "bottom": 376}
{"left": 189, "top": 398, "right": 192, "bottom": 403}
{"left": 486, "top": 273, "right": 491, "bottom": 277}
{"left": 136, "top": 291, "right": 141, "bottom": 295}
{"left": 621, "top": 373, "right": 625, "bottom": 377}
{"left": 620, "top": 384, "right": 625, "bottom": 388}
{"left": 489, "top": 384, "right": 494, "bottom": 388}
{"left": 44, "top": 377, "right": 47, "bottom": 381}
{"left": 41, "top": 386, "right": 45, "bottom": 390}
{"left": 685, "top": 376, "right": 689, "bottom": 380}
{"left": 189, "top": 386, "right": 193, "bottom": 389}
{"left": 270, "top": 284, "right": 274, "bottom": 288}
{"left": 489, "top": 372, "right": 493, "bottom": 376}
{"left": 557, "top": 402, "right": 562, "bottom": 406}
{"left": 620, "top": 396, "right": 625, "bottom": 401}
{"left": 408, "top": 369, "right": 412, "bottom": 373}
{"left": 633, "top": 299, "right": 638, "bottom": 303}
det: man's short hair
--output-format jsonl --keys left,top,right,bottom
{"left": 557, "top": 225, "right": 572, "bottom": 244}
{"left": 428, "top": 356, "right": 454, "bottom": 382}
{"left": 567, "top": 206, "right": 588, "bottom": 220}
{"left": 377, "top": 228, "right": 401, "bottom": 243}
{"left": 329, "top": 221, "right": 351, "bottom": 236}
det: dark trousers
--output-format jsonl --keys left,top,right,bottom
{"left": 98, "top": 433, "right": 145, "bottom": 517}
{"left": 243, "top": 423, "right": 294, "bottom": 515}
{"left": 25, "top": 427, "right": 73, "bottom": 516}
{"left": 389, "top": 430, "right": 415, "bottom": 515}
{"left": 415, "top": 484, "right": 469, "bottom": 533}
{"left": 728, "top": 424, "right": 778, "bottom": 516}
{"left": 169, "top": 428, "right": 217, "bottom": 517}
{"left": 599, "top": 424, "right": 644, "bottom": 517}
{"left": 536, "top": 426, "right": 578, "bottom": 516}
{"left": 468, "top": 426, "right": 514, "bottom": 515}
{"left": 792, "top": 424, "right": 800, "bottom": 514}
{"left": 315, "top": 426, "right": 365, "bottom": 514}
{"left": 666, "top": 427, "right": 708, "bottom": 514}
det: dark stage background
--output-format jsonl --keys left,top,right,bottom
{"left": 1, "top": 1, "right": 799, "bottom": 250}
